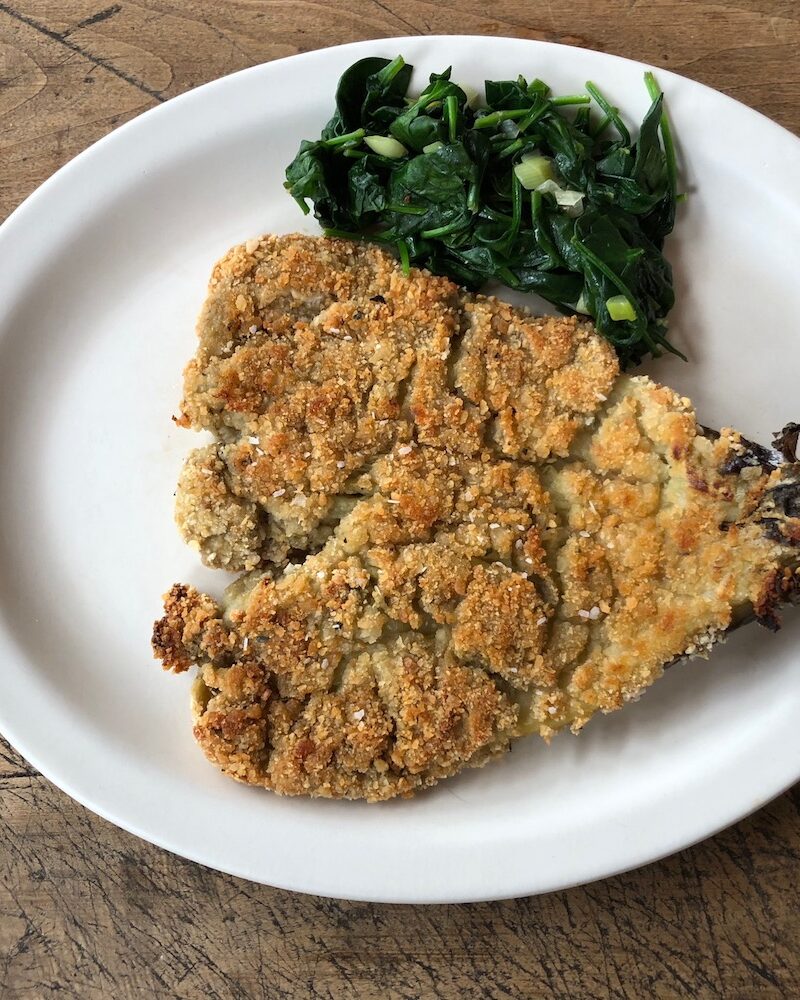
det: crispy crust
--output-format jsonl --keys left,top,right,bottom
{"left": 153, "top": 234, "right": 800, "bottom": 801}
{"left": 174, "top": 234, "right": 617, "bottom": 569}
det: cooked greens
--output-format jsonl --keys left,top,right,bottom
{"left": 285, "top": 55, "right": 682, "bottom": 366}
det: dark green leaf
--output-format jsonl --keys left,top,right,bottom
{"left": 484, "top": 79, "right": 533, "bottom": 109}
{"left": 284, "top": 57, "right": 682, "bottom": 366}
{"left": 632, "top": 94, "right": 666, "bottom": 193}
{"left": 347, "top": 159, "right": 387, "bottom": 216}
{"left": 284, "top": 140, "right": 329, "bottom": 203}
{"left": 325, "top": 56, "right": 413, "bottom": 137}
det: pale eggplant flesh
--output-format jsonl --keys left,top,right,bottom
{"left": 152, "top": 235, "right": 800, "bottom": 801}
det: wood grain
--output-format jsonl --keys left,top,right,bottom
{"left": 1, "top": 2, "right": 798, "bottom": 996}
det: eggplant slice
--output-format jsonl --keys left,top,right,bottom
{"left": 153, "top": 235, "right": 800, "bottom": 801}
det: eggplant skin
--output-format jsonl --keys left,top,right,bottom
{"left": 152, "top": 235, "right": 800, "bottom": 801}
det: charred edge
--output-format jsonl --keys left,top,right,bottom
{"left": 773, "top": 423, "right": 800, "bottom": 463}
{"left": 761, "top": 517, "right": 800, "bottom": 547}
{"left": 756, "top": 605, "right": 781, "bottom": 633}
{"left": 767, "top": 481, "right": 800, "bottom": 520}
{"left": 152, "top": 584, "right": 194, "bottom": 672}
{"left": 754, "top": 567, "right": 800, "bottom": 632}
{"left": 759, "top": 471, "right": 800, "bottom": 546}
{"left": 760, "top": 518, "right": 784, "bottom": 545}
{"left": 719, "top": 434, "right": 782, "bottom": 476}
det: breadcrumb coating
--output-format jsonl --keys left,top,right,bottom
{"left": 153, "top": 234, "right": 800, "bottom": 801}
{"left": 174, "top": 234, "right": 616, "bottom": 570}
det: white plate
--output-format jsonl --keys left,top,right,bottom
{"left": 1, "top": 36, "right": 798, "bottom": 904}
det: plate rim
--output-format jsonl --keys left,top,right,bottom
{"left": 1, "top": 34, "right": 799, "bottom": 904}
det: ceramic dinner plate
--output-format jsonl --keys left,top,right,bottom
{"left": 0, "top": 36, "right": 798, "bottom": 903}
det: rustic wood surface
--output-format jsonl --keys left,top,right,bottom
{"left": 1, "top": 2, "right": 799, "bottom": 996}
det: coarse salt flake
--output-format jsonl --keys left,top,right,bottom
{"left": 489, "top": 522, "right": 500, "bottom": 529}
{"left": 548, "top": 706, "right": 557, "bottom": 715}
{"left": 398, "top": 445, "right": 413, "bottom": 456}
{"left": 537, "top": 616, "right": 547, "bottom": 626}
{"left": 579, "top": 530, "right": 590, "bottom": 537}
{"left": 248, "top": 324, "right": 258, "bottom": 334}
{"left": 291, "top": 493, "right": 307, "bottom": 506}
{"left": 352, "top": 709, "right": 365, "bottom": 721}
{"left": 272, "top": 488, "right": 286, "bottom": 497}
{"left": 578, "top": 609, "right": 591, "bottom": 619}
{"left": 336, "top": 460, "right": 346, "bottom": 468}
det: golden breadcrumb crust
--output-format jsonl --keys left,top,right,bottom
{"left": 153, "top": 234, "right": 800, "bottom": 801}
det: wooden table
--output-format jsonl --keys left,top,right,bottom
{"left": 1, "top": 2, "right": 798, "bottom": 996}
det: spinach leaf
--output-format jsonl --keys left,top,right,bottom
{"left": 484, "top": 79, "right": 533, "bottom": 109}
{"left": 347, "top": 158, "right": 387, "bottom": 217}
{"left": 284, "top": 56, "right": 682, "bottom": 366}
{"left": 324, "top": 56, "right": 412, "bottom": 138}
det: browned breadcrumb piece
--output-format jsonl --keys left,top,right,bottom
{"left": 153, "top": 234, "right": 800, "bottom": 802}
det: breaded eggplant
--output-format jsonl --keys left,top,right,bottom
{"left": 153, "top": 235, "right": 800, "bottom": 801}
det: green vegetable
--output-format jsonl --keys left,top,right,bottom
{"left": 284, "top": 56, "right": 684, "bottom": 366}
{"left": 606, "top": 295, "right": 638, "bottom": 321}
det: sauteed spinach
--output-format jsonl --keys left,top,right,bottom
{"left": 285, "top": 56, "right": 682, "bottom": 366}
